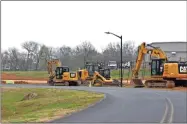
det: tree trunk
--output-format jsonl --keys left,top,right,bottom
{"left": 35, "top": 57, "right": 40, "bottom": 70}
{"left": 26, "top": 53, "right": 30, "bottom": 71}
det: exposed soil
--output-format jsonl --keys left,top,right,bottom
{"left": 14, "top": 81, "right": 29, "bottom": 84}
{"left": 1, "top": 81, "right": 6, "bottom": 84}
{"left": 1, "top": 73, "right": 47, "bottom": 81}
{"left": 1, "top": 80, "right": 47, "bottom": 84}
{"left": 1, "top": 73, "right": 186, "bottom": 92}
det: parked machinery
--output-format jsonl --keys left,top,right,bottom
{"left": 131, "top": 42, "right": 187, "bottom": 88}
{"left": 47, "top": 59, "right": 81, "bottom": 86}
{"left": 78, "top": 62, "right": 119, "bottom": 86}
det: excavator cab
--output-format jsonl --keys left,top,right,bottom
{"left": 85, "top": 62, "right": 111, "bottom": 79}
{"left": 99, "top": 68, "right": 111, "bottom": 80}
{"left": 151, "top": 59, "right": 165, "bottom": 76}
{"left": 55, "top": 66, "right": 69, "bottom": 79}
{"left": 131, "top": 59, "right": 166, "bottom": 87}
{"left": 85, "top": 63, "right": 98, "bottom": 77}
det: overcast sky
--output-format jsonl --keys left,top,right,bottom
{"left": 2, "top": 1, "right": 186, "bottom": 52}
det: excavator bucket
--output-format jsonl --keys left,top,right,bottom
{"left": 130, "top": 79, "right": 144, "bottom": 88}
{"left": 111, "top": 79, "right": 121, "bottom": 86}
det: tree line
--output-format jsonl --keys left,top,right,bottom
{"left": 1, "top": 41, "right": 138, "bottom": 71}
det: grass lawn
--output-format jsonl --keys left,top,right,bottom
{"left": 1, "top": 87, "right": 104, "bottom": 123}
{"left": 111, "top": 69, "right": 151, "bottom": 79}
{"left": 2, "top": 68, "right": 151, "bottom": 80}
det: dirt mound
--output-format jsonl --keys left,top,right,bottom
{"left": 1, "top": 80, "right": 47, "bottom": 84}
{"left": 14, "top": 81, "right": 29, "bottom": 84}
{"left": 21, "top": 93, "right": 38, "bottom": 101}
{"left": 1, "top": 81, "right": 6, "bottom": 84}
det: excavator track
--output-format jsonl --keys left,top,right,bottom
{"left": 144, "top": 79, "right": 175, "bottom": 88}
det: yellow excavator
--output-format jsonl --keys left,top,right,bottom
{"left": 131, "top": 42, "right": 187, "bottom": 88}
{"left": 77, "top": 62, "right": 120, "bottom": 86}
{"left": 47, "top": 59, "right": 81, "bottom": 86}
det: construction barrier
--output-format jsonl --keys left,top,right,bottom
{"left": 89, "top": 81, "right": 92, "bottom": 87}
{"left": 1, "top": 80, "right": 29, "bottom": 84}
{"left": 5, "top": 80, "right": 14, "bottom": 84}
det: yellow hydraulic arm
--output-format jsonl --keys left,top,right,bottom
{"left": 47, "top": 59, "right": 62, "bottom": 78}
{"left": 132, "top": 42, "right": 168, "bottom": 78}
{"left": 92, "top": 71, "right": 113, "bottom": 84}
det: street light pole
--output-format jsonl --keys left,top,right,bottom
{"left": 120, "top": 35, "right": 122, "bottom": 87}
{"left": 105, "top": 32, "right": 123, "bottom": 87}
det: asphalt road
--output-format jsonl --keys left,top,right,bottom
{"left": 1, "top": 84, "right": 187, "bottom": 123}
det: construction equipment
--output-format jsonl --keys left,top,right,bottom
{"left": 78, "top": 62, "right": 120, "bottom": 86}
{"left": 131, "top": 42, "right": 187, "bottom": 88}
{"left": 47, "top": 59, "right": 81, "bottom": 86}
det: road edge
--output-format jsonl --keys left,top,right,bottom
{"left": 48, "top": 90, "right": 107, "bottom": 123}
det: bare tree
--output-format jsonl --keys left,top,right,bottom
{"left": 1, "top": 48, "right": 24, "bottom": 71}
{"left": 22, "top": 41, "right": 39, "bottom": 71}
{"left": 122, "top": 41, "right": 136, "bottom": 61}
{"left": 71, "top": 41, "right": 98, "bottom": 69}
{"left": 57, "top": 45, "right": 73, "bottom": 67}
{"left": 18, "top": 52, "right": 28, "bottom": 71}
{"left": 8, "top": 48, "right": 20, "bottom": 70}
{"left": 102, "top": 41, "right": 136, "bottom": 66}
{"left": 33, "top": 44, "right": 43, "bottom": 70}
{"left": 1, "top": 51, "right": 10, "bottom": 70}
{"left": 3, "top": 40, "right": 137, "bottom": 71}
{"left": 37, "top": 45, "right": 50, "bottom": 70}
{"left": 102, "top": 42, "right": 119, "bottom": 62}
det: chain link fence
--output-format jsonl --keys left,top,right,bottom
{"left": 110, "top": 61, "right": 152, "bottom": 80}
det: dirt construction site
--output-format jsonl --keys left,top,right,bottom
{"left": 2, "top": 71, "right": 187, "bottom": 92}
{"left": 2, "top": 2, "right": 187, "bottom": 123}
{"left": 1, "top": 73, "right": 47, "bottom": 84}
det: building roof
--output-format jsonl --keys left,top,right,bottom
{"left": 151, "top": 41, "right": 186, "bottom": 44}
{"left": 149, "top": 41, "right": 187, "bottom": 52}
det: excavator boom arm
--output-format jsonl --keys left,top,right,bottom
{"left": 132, "top": 42, "right": 167, "bottom": 78}
{"left": 47, "top": 59, "right": 62, "bottom": 78}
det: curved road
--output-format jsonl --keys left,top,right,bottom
{"left": 2, "top": 84, "right": 187, "bottom": 123}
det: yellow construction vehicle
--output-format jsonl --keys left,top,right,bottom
{"left": 77, "top": 62, "right": 119, "bottom": 86}
{"left": 47, "top": 59, "right": 81, "bottom": 86}
{"left": 131, "top": 42, "right": 187, "bottom": 88}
